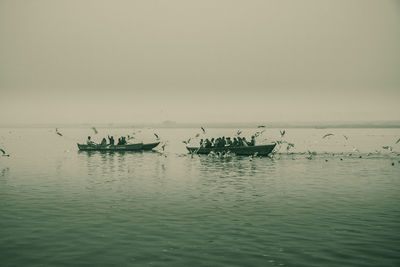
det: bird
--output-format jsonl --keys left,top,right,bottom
{"left": 257, "top": 125, "right": 266, "bottom": 128}
{"left": 280, "top": 130, "right": 286, "bottom": 137}
{"left": 343, "top": 135, "right": 348, "bottom": 140}
{"left": 55, "top": 128, "right": 63, "bottom": 136}
{"left": 161, "top": 143, "right": 166, "bottom": 151}
{"left": 201, "top": 127, "right": 206, "bottom": 134}
{"left": 182, "top": 138, "right": 191, "bottom": 145}
{"left": 307, "top": 150, "right": 317, "bottom": 156}
{"left": 287, "top": 143, "right": 295, "bottom": 150}
{"left": 254, "top": 130, "right": 265, "bottom": 137}
{"left": 236, "top": 130, "right": 242, "bottom": 136}
{"left": 195, "top": 133, "right": 200, "bottom": 138}
{"left": 322, "top": 133, "right": 334, "bottom": 139}
{"left": 0, "top": 148, "right": 10, "bottom": 157}
{"left": 91, "top": 127, "right": 98, "bottom": 134}
{"left": 396, "top": 138, "right": 400, "bottom": 144}
{"left": 154, "top": 133, "right": 159, "bottom": 140}
{"left": 382, "top": 146, "right": 393, "bottom": 151}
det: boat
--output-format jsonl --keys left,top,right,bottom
{"left": 141, "top": 142, "right": 161, "bottom": 150}
{"left": 77, "top": 142, "right": 160, "bottom": 151}
{"left": 186, "top": 143, "right": 276, "bottom": 156}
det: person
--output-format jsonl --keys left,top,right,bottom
{"left": 221, "top": 136, "right": 226, "bottom": 147}
{"left": 226, "top": 137, "right": 233, "bottom": 146}
{"left": 117, "top": 137, "right": 122, "bottom": 145}
{"left": 242, "top": 137, "right": 249, "bottom": 147}
{"left": 204, "top": 139, "right": 212, "bottom": 148}
{"left": 237, "top": 137, "right": 243, "bottom": 146}
{"left": 100, "top": 138, "right": 107, "bottom": 146}
{"left": 120, "top": 136, "right": 127, "bottom": 145}
{"left": 214, "top": 138, "right": 220, "bottom": 147}
{"left": 87, "top": 136, "right": 96, "bottom": 145}
{"left": 233, "top": 137, "right": 239, "bottom": 146}
{"left": 210, "top": 138, "right": 215, "bottom": 147}
{"left": 249, "top": 136, "right": 256, "bottom": 146}
{"left": 108, "top": 135, "right": 115, "bottom": 145}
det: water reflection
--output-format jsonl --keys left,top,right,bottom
{"left": 0, "top": 167, "right": 10, "bottom": 177}
{"left": 196, "top": 154, "right": 276, "bottom": 178}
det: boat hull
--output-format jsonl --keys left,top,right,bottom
{"left": 186, "top": 144, "right": 276, "bottom": 156}
{"left": 77, "top": 142, "right": 160, "bottom": 151}
{"left": 141, "top": 142, "right": 160, "bottom": 150}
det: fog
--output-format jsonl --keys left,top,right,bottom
{"left": 1, "top": 0, "right": 399, "bottom": 124}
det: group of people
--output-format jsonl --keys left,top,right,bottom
{"left": 199, "top": 136, "right": 256, "bottom": 148}
{"left": 86, "top": 135, "right": 128, "bottom": 146}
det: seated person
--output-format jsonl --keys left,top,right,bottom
{"left": 87, "top": 136, "right": 96, "bottom": 145}
{"left": 242, "top": 137, "right": 249, "bottom": 147}
{"left": 214, "top": 138, "right": 220, "bottom": 147}
{"left": 100, "top": 138, "right": 107, "bottom": 146}
{"left": 233, "top": 137, "right": 239, "bottom": 146}
{"left": 221, "top": 137, "right": 227, "bottom": 147}
{"left": 249, "top": 136, "right": 256, "bottom": 146}
{"left": 121, "top": 137, "right": 127, "bottom": 145}
{"left": 108, "top": 135, "right": 115, "bottom": 145}
{"left": 204, "top": 139, "right": 212, "bottom": 148}
{"left": 210, "top": 138, "right": 215, "bottom": 147}
{"left": 226, "top": 137, "right": 233, "bottom": 146}
{"left": 237, "top": 137, "right": 244, "bottom": 146}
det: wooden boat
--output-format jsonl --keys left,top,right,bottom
{"left": 141, "top": 142, "right": 161, "bottom": 150}
{"left": 186, "top": 143, "right": 276, "bottom": 156}
{"left": 77, "top": 142, "right": 160, "bottom": 151}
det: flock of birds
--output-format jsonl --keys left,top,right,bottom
{"left": 1, "top": 126, "right": 400, "bottom": 164}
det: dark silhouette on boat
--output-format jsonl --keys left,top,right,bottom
{"left": 186, "top": 143, "right": 276, "bottom": 156}
{"left": 77, "top": 142, "right": 160, "bottom": 151}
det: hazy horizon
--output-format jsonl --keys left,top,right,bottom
{"left": 1, "top": 0, "right": 399, "bottom": 124}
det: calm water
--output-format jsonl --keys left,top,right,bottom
{"left": 1, "top": 127, "right": 400, "bottom": 266}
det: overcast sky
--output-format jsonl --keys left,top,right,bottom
{"left": 0, "top": 0, "right": 399, "bottom": 124}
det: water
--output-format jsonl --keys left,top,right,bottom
{"left": 1, "top": 127, "right": 400, "bottom": 266}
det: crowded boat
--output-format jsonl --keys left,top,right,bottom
{"left": 198, "top": 136, "right": 256, "bottom": 148}
{"left": 86, "top": 135, "right": 129, "bottom": 146}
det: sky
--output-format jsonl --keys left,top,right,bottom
{"left": 0, "top": 0, "right": 399, "bottom": 125}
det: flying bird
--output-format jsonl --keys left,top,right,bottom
{"left": 201, "top": 127, "right": 206, "bottom": 134}
{"left": 236, "top": 130, "right": 242, "bottom": 136}
{"left": 161, "top": 143, "right": 166, "bottom": 151}
{"left": 182, "top": 138, "right": 191, "bottom": 145}
{"left": 154, "top": 133, "right": 159, "bottom": 140}
{"left": 322, "top": 133, "right": 334, "bottom": 139}
{"left": 396, "top": 138, "right": 400, "bottom": 144}
{"left": 254, "top": 130, "right": 265, "bottom": 137}
{"left": 91, "top": 127, "right": 98, "bottom": 134}
{"left": 343, "top": 135, "right": 348, "bottom": 140}
{"left": 0, "top": 148, "right": 10, "bottom": 157}
{"left": 286, "top": 143, "right": 294, "bottom": 152}
{"left": 257, "top": 125, "right": 266, "bottom": 128}
{"left": 195, "top": 133, "right": 200, "bottom": 138}
{"left": 280, "top": 130, "right": 286, "bottom": 137}
{"left": 382, "top": 146, "right": 393, "bottom": 151}
{"left": 55, "top": 128, "right": 63, "bottom": 136}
